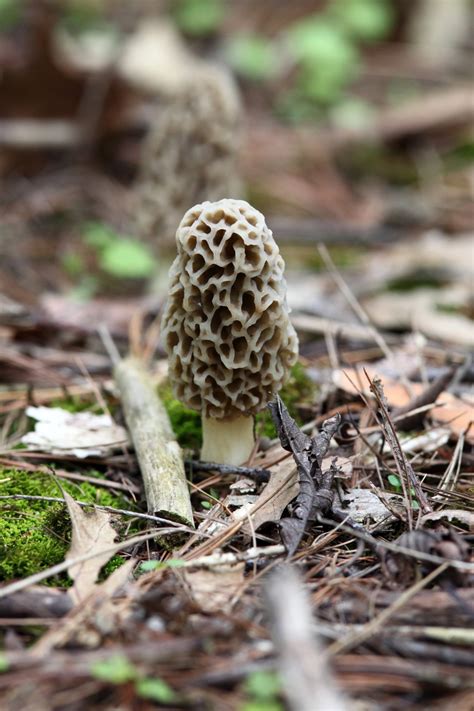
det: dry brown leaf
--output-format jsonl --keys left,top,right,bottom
{"left": 420, "top": 509, "right": 474, "bottom": 532}
{"left": 333, "top": 366, "right": 423, "bottom": 406}
{"left": 64, "top": 493, "right": 118, "bottom": 605}
{"left": 239, "top": 457, "right": 299, "bottom": 535}
{"left": 181, "top": 564, "right": 245, "bottom": 613}
{"left": 431, "top": 391, "right": 474, "bottom": 444}
{"left": 333, "top": 368, "right": 473, "bottom": 443}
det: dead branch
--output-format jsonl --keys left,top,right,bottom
{"left": 114, "top": 357, "right": 194, "bottom": 527}
{"left": 265, "top": 564, "right": 347, "bottom": 711}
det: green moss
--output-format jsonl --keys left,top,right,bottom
{"left": 257, "top": 361, "right": 316, "bottom": 438}
{"left": 386, "top": 270, "right": 447, "bottom": 292}
{"left": 304, "top": 246, "right": 365, "bottom": 271}
{"left": 159, "top": 383, "right": 202, "bottom": 451}
{"left": 0, "top": 469, "right": 132, "bottom": 583}
{"left": 49, "top": 396, "right": 102, "bottom": 413}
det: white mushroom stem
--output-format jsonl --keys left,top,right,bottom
{"left": 201, "top": 415, "right": 255, "bottom": 466}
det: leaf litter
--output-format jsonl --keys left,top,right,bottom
{"left": 0, "top": 3, "right": 473, "bottom": 709}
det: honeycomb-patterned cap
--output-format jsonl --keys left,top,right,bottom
{"left": 161, "top": 199, "right": 298, "bottom": 419}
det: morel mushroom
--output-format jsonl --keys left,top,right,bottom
{"left": 161, "top": 199, "right": 298, "bottom": 465}
{"left": 136, "top": 65, "right": 240, "bottom": 248}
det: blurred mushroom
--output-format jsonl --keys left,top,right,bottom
{"left": 161, "top": 198, "right": 298, "bottom": 465}
{"left": 128, "top": 19, "right": 241, "bottom": 248}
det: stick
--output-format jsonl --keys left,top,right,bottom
{"left": 114, "top": 357, "right": 194, "bottom": 527}
{"left": 265, "top": 564, "right": 347, "bottom": 711}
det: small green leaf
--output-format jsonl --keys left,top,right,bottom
{"left": 139, "top": 560, "right": 165, "bottom": 572}
{"left": 287, "top": 18, "right": 357, "bottom": 68}
{"left": 244, "top": 671, "right": 281, "bottom": 701}
{"left": 0, "top": 654, "right": 9, "bottom": 673}
{"left": 240, "top": 702, "right": 284, "bottom": 711}
{"left": 387, "top": 474, "right": 401, "bottom": 489}
{"left": 330, "top": 97, "right": 374, "bottom": 130}
{"left": 226, "top": 34, "right": 279, "bottom": 81}
{"left": 62, "top": 252, "right": 85, "bottom": 277}
{"left": 167, "top": 558, "right": 186, "bottom": 568}
{"left": 0, "top": 0, "right": 21, "bottom": 31}
{"left": 332, "top": 0, "right": 394, "bottom": 41}
{"left": 201, "top": 500, "right": 212, "bottom": 509}
{"left": 139, "top": 558, "right": 186, "bottom": 573}
{"left": 136, "top": 677, "right": 176, "bottom": 703}
{"left": 99, "top": 239, "right": 155, "bottom": 279}
{"left": 83, "top": 222, "right": 115, "bottom": 249}
{"left": 173, "top": 0, "right": 224, "bottom": 36}
{"left": 91, "top": 655, "right": 137, "bottom": 684}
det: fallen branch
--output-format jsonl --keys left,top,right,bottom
{"left": 331, "top": 85, "right": 474, "bottom": 146}
{"left": 114, "top": 357, "right": 194, "bottom": 527}
{"left": 265, "top": 564, "right": 347, "bottom": 711}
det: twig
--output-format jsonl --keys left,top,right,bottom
{"left": 369, "top": 375, "right": 432, "bottom": 517}
{"left": 291, "top": 313, "right": 397, "bottom": 345}
{"left": 168, "top": 544, "right": 285, "bottom": 569}
{"left": 317, "top": 243, "right": 393, "bottom": 361}
{"left": 0, "top": 119, "right": 79, "bottom": 147}
{"left": 186, "top": 460, "right": 270, "bottom": 482}
{"left": 327, "top": 563, "right": 449, "bottom": 656}
{"left": 114, "top": 357, "right": 194, "bottom": 527}
{"left": 265, "top": 564, "right": 347, "bottom": 711}
{"left": 269, "top": 216, "right": 405, "bottom": 245}
{"left": 318, "top": 514, "right": 474, "bottom": 572}
{"left": 330, "top": 84, "right": 474, "bottom": 146}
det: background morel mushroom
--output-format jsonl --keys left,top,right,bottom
{"left": 161, "top": 198, "right": 299, "bottom": 465}
{"left": 135, "top": 64, "right": 240, "bottom": 249}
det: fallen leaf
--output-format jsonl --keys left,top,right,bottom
{"left": 22, "top": 406, "right": 129, "bottom": 458}
{"left": 333, "top": 368, "right": 473, "bottom": 443}
{"left": 239, "top": 457, "right": 298, "bottom": 535}
{"left": 420, "top": 509, "right": 474, "bottom": 532}
{"left": 64, "top": 493, "right": 118, "bottom": 604}
{"left": 181, "top": 564, "right": 245, "bottom": 613}
{"left": 431, "top": 392, "right": 474, "bottom": 443}
{"left": 341, "top": 488, "right": 397, "bottom": 525}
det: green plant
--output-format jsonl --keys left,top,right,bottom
{"left": 0, "top": 0, "right": 21, "bottom": 31}
{"left": 136, "top": 677, "right": 176, "bottom": 703}
{"left": 226, "top": 33, "right": 279, "bottom": 81}
{"left": 282, "top": 0, "right": 395, "bottom": 113}
{"left": 83, "top": 222, "right": 156, "bottom": 279}
{"left": 173, "top": 0, "right": 224, "bottom": 36}
{"left": 240, "top": 670, "right": 283, "bottom": 711}
{"left": 91, "top": 655, "right": 137, "bottom": 684}
{"left": 387, "top": 474, "right": 419, "bottom": 510}
{"left": 138, "top": 558, "right": 186, "bottom": 574}
{"left": 90, "top": 654, "right": 176, "bottom": 703}
{"left": 331, "top": 0, "right": 394, "bottom": 41}
{"left": 288, "top": 18, "right": 359, "bottom": 104}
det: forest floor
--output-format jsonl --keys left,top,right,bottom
{"left": 0, "top": 3, "right": 473, "bottom": 710}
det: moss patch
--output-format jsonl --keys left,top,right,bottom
{"left": 159, "top": 382, "right": 203, "bottom": 451}
{"left": 0, "top": 469, "right": 131, "bottom": 583}
{"left": 256, "top": 361, "right": 316, "bottom": 438}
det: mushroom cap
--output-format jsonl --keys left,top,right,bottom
{"left": 161, "top": 199, "right": 298, "bottom": 419}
